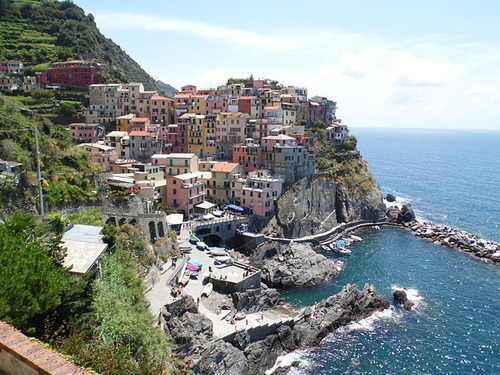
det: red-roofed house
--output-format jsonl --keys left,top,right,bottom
{"left": 129, "top": 131, "right": 160, "bottom": 162}
{"left": 209, "top": 162, "right": 246, "bottom": 204}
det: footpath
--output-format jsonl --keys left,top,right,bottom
{"left": 145, "top": 222, "right": 294, "bottom": 340}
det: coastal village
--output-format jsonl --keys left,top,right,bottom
{"left": 2, "top": 58, "right": 500, "bottom": 375}
{"left": 0, "top": 58, "right": 362, "bottom": 373}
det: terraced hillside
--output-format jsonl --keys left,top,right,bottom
{"left": 0, "top": 0, "right": 161, "bottom": 91}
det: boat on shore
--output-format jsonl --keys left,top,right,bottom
{"left": 235, "top": 311, "right": 246, "bottom": 320}
{"left": 189, "top": 235, "right": 200, "bottom": 244}
{"left": 201, "top": 283, "right": 213, "bottom": 297}
{"left": 181, "top": 272, "right": 191, "bottom": 285}
{"left": 179, "top": 245, "right": 192, "bottom": 253}
{"left": 196, "top": 241, "right": 207, "bottom": 250}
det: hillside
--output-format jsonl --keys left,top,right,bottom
{"left": 155, "top": 80, "right": 178, "bottom": 98}
{"left": 0, "top": 0, "right": 162, "bottom": 91}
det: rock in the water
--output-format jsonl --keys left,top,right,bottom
{"left": 393, "top": 289, "right": 414, "bottom": 310}
{"left": 386, "top": 193, "right": 396, "bottom": 202}
{"left": 386, "top": 206, "right": 400, "bottom": 223}
{"left": 251, "top": 241, "right": 341, "bottom": 287}
{"left": 291, "top": 284, "right": 390, "bottom": 347}
{"left": 398, "top": 202, "right": 416, "bottom": 223}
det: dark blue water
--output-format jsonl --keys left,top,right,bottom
{"left": 277, "top": 128, "right": 500, "bottom": 374}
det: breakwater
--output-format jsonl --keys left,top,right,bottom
{"left": 402, "top": 220, "right": 500, "bottom": 264}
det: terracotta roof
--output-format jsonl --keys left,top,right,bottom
{"left": 0, "top": 321, "right": 94, "bottom": 375}
{"left": 130, "top": 117, "right": 149, "bottom": 122}
{"left": 151, "top": 94, "right": 169, "bottom": 100}
{"left": 129, "top": 131, "right": 153, "bottom": 137}
{"left": 211, "top": 162, "right": 240, "bottom": 172}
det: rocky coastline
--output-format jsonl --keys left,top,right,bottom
{"left": 160, "top": 284, "right": 389, "bottom": 375}
{"left": 386, "top": 199, "right": 500, "bottom": 264}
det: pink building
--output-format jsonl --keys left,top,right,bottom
{"left": 129, "top": 117, "right": 150, "bottom": 132}
{"left": 68, "top": 123, "right": 102, "bottom": 143}
{"left": 205, "top": 96, "right": 228, "bottom": 115}
{"left": 78, "top": 143, "right": 116, "bottom": 171}
{"left": 36, "top": 60, "right": 105, "bottom": 87}
{"left": 240, "top": 170, "right": 284, "bottom": 217}
{"left": 166, "top": 173, "right": 206, "bottom": 218}
{"left": 232, "top": 139, "right": 263, "bottom": 172}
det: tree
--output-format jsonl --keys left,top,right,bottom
{"left": 0, "top": 223, "right": 66, "bottom": 328}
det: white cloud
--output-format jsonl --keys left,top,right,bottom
{"left": 467, "top": 84, "right": 496, "bottom": 95}
{"left": 192, "top": 67, "right": 240, "bottom": 89}
{"left": 93, "top": 10, "right": 500, "bottom": 128}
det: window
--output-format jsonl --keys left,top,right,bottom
{"left": 173, "top": 189, "right": 177, "bottom": 194}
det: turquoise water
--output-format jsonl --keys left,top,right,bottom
{"left": 280, "top": 129, "right": 500, "bottom": 374}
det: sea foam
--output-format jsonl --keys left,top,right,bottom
{"left": 265, "top": 349, "right": 311, "bottom": 375}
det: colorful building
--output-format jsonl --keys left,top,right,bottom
{"left": 240, "top": 170, "right": 284, "bottom": 217}
{"left": 128, "top": 131, "right": 160, "bottom": 162}
{"left": 232, "top": 138, "right": 263, "bottom": 172}
{"left": 152, "top": 153, "right": 199, "bottom": 178}
{"left": 209, "top": 162, "right": 246, "bottom": 204}
{"left": 37, "top": 60, "right": 105, "bottom": 87}
{"left": 166, "top": 173, "right": 206, "bottom": 218}
{"left": 68, "top": 123, "right": 103, "bottom": 143}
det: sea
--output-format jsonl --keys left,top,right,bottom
{"left": 273, "top": 128, "right": 500, "bottom": 375}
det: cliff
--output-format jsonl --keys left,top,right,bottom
{"left": 265, "top": 157, "right": 386, "bottom": 239}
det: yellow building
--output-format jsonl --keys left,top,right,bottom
{"left": 282, "top": 102, "right": 298, "bottom": 126}
{"left": 150, "top": 94, "right": 174, "bottom": 124}
{"left": 116, "top": 113, "right": 135, "bottom": 132}
{"left": 209, "top": 162, "right": 246, "bottom": 204}
{"left": 188, "top": 94, "right": 208, "bottom": 115}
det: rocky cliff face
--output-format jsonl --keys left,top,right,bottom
{"left": 266, "top": 169, "right": 386, "bottom": 239}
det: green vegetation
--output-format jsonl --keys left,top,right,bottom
{"left": 0, "top": 94, "right": 103, "bottom": 212}
{"left": 0, "top": 210, "right": 188, "bottom": 374}
{"left": 0, "top": 212, "right": 66, "bottom": 330}
{"left": 0, "top": 0, "right": 161, "bottom": 91}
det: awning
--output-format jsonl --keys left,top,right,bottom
{"left": 226, "top": 204, "right": 244, "bottom": 212}
{"left": 196, "top": 201, "right": 216, "bottom": 210}
{"left": 166, "top": 213, "right": 184, "bottom": 225}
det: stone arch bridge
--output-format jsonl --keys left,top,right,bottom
{"left": 102, "top": 208, "right": 249, "bottom": 245}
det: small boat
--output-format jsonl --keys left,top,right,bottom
{"left": 196, "top": 241, "right": 207, "bottom": 250}
{"left": 350, "top": 235, "right": 363, "bottom": 242}
{"left": 186, "top": 262, "right": 200, "bottom": 271}
{"left": 188, "top": 259, "right": 203, "bottom": 268}
{"left": 333, "top": 246, "right": 352, "bottom": 256}
{"left": 321, "top": 245, "right": 331, "bottom": 252}
{"left": 189, "top": 235, "right": 200, "bottom": 244}
{"left": 234, "top": 311, "right": 246, "bottom": 320}
{"left": 179, "top": 245, "right": 192, "bottom": 253}
{"left": 203, "top": 270, "right": 212, "bottom": 280}
{"left": 186, "top": 269, "right": 199, "bottom": 277}
{"left": 181, "top": 272, "right": 190, "bottom": 285}
{"left": 207, "top": 247, "right": 227, "bottom": 256}
{"left": 201, "top": 283, "right": 213, "bottom": 297}
{"left": 214, "top": 255, "right": 232, "bottom": 263}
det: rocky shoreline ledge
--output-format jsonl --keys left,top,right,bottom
{"left": 386, "top": 199, "right": 500, "bottom": 264}
{"left": 160, "top": 284, "right": 389, "bottom": 375}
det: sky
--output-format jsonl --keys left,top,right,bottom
{"left": 73, "top": 0, "right": 500, "bottom": 129}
